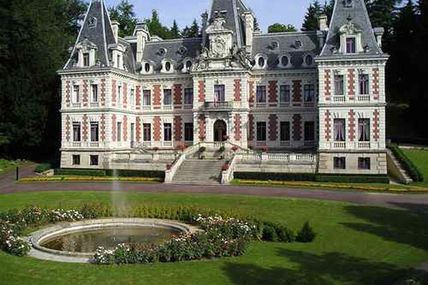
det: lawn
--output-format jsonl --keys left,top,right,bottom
{"left": 0, "top": 159, "right": 18, "bottom": 173}
{"left": 0, "top": 191, "right": 427, "bottom": 285}
{"left": 402, "top": 148, "right": 428, "bottom": 187}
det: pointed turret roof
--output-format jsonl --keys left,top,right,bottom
{"left": 209, "top": 0, "right": 251, "bottom": 48}
{"left": 320, "top": 0, "right": 383, "bottom": 57}
{"left": 64, "top": 0, "right": 116, "bottom": 69}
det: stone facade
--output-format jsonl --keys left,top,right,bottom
{"left": 58, "top": 0, "right": 388, "bottom": 175}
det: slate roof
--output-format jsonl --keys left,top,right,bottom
{"left": 209, "top": 0, "right": 251, "bottom": 48}
{"left": 252, "top": 32, "right": 321, "bottom": 69}
{"left": 320, "top": 0, "right": 383, "bottom": 57}
{"left": 64, "top": 0, "right": 116, "bottom": 69}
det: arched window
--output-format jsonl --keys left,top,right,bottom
{"left": 281, "top": 56, "right": 289, "bottom": 67}
{"left": 305, "top": 55, "right": 313, "bottom": 66}
{"left": 258, "top": 57, "right": 265, "bottom": 68}
{"left": 186, "top": 60, "right": 192, "bottom": 69}
{"left": 144, "top": 63, "right": 151, "bottom": 73}
{"left": 165, "top": 61, "right": 171, "bottom": 72}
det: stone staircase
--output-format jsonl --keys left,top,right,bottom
{"left": 387, "top": 149, "right": 413, "bottom": 184}
{"left": 172, "top": 159, "right": 225, "bottom": 185}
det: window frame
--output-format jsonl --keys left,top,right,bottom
{"left": 184, "top": 123, "right": 194, "bottom": 142}
{"left": 334, "top": 157, "right": 346, "bottom": 169}
{"left": 304, "top": 121, "right": 315, "bottom": 141}
{"left": 256, "top": 122, "right": 267, "bottom": 142}
{"left": 163, "top": 89, "right": 172, "bottom": 106}
{"left": 359, "top": 74, "right": 370, "bottom": 95}
{"left": 256, "top": 86, "right": 267, "bottom": 103}
{"left": 91, "top": 84, "right": 98, "bottom": 103}
{"left": 214, "top": 84, "right": 226, "bottom": 103}
{"left": 90, "top": 122, "right": 99, "bottom": 142}
{"left": 143, "top": 90, "right": 152, "bottom": 106}
{"left": 279, "top": 85, "right": 291, "bottom": 104}
{"left": 164, "top": 123, "right": 172, "bottom": 142}
{"left": 334, "top": 74, "right": 344, "bottom": 96}
{"left": 72, "top": 155, "right": 80, "bottom": 166}
{"left": 358, "top": 118, "right": 371, "bottom": 142}
{"left": 346, "top": 37, "right": 356, "bottom": 54}
{"left": 184, "top": 88, "right": 194, "bottom": 105}
{"left": 334, "top": 119, "right": 346, "bottom": 142}
{"left": 358, "top": 157, "right": 371, "bottom": 170}
{"left": 117, "top": 122, "right": 122, "bottom": 142}
{"left": 304, "top": 84, "right": 315, "bottom": 102}
{"left": 72, "top": 122, "right": 81, "bottom": 142}
{"left": 280, "top": 121, "right": 291, "bottom": 142}
{"left": 143, "top": 123, "right": 151, "bottom": 142}
{"left": 90, "top": 155, "right": 99, "bottom": 166}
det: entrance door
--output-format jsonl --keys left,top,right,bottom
{"left": 214, "top": 120, "right": 227, "bottom": 142}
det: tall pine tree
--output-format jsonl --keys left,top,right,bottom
{"left": 109, "top": 0, "right": 138, "bottom": 37}
{"left": 182, "top": 20, "right": 200, "bottom": 38}
{"left": 170, "top": 20, "right": 181, "bottom": 39}
{"left": 302, "top": 0, "right": 323, "bottom": 31}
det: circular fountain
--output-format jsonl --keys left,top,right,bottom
{"left": 29, "top": 218, "right": 198, "bottom": 263}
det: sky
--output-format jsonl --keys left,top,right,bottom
{"left": 104, "top": 0, "right": 313, "bottom": 32}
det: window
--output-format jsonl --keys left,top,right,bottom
{"left": 305, "top": 55, "right": 313, "bottom": 66}
{"left": 83, "top": 53, "right": 90, "bottom": 67}
{"left": 256, "top": 122, "right": 267, "bottom": 141}
{"left": 165, "top": 61, "right": 171, "bottom": 72}
{"left": 258, "top": 57, "right": 265, "bottom": 67}
{"left": 72, "top": 85, "right": 80, "bottom": 103}
{"left": 358, "top": 119, "right": 370, "bottom": 142}
{"left": 144, "top": 63, "right": 151, "bottom": 73}
{"left": 143, "top": 124, "right": 151, "bottom": 141}
{"left": 304, "top": 84, "right": 315, "bottom": 102}
{"left": 163, "top": 89, "right": 172, "bottom": 106}
{"left": 359, "top": 74, "right": 369, "bottom": 95}
{"left": 358, "top": 157, "right": 371, "bottom": 170}
{"left": 90, "top": 155, "right": 99, "bottom": 166}
{"left": 280, "top": 122, "right": 291, "bottom": 141}
{"left": 334, "top": 157, "right": 346, "bottom": 169}
{"left": 184, "top": 123, "right": 194, "bottom": 141}
{"left": 117, "top": 85, "right": 122, "bottom": 104}
{"left": 90, "top": 122, "right": 99, "bottom": 142}
{"left": 130, "top": 88, "right": 135, "bottom": 106}
{"left": 186, "top": 61, "right": 192, "bottom": 70}
{"left": 117, "top": 122, "right": 122, "bottom": 142}
{"left": 334, "top": 75, "right": 344, "bottom": 95}
{"left": 280, "top": 85, "right": 291, "bottom": 104}
{"left": 91, "top": 84, "right": 98, "bottom": 102}
{"left": 334, "top": 119, "right": 346, "bottom": 141}
{"left": 164, "top": 123, "right": 172, "bottom": 141}
{"left": 184, "top": 88, "right": 193, "bottom": 105}
{"left": 143, "top": 90, "right": 151, "bottom": 106}
{"left": 304, "top": 121, "right": 315, "bottom": 141}
{"left": 256, "top": 86, "right": 266, "bottom": 103}
{"left": 73, "top": 122, "right": 81, "bottom": 142}
{"left": 214, "top": 85, "right": 225, "bottom": 102}
{"left": 346, "top": 37, "right": 356, "bottom": 53}
{"left": 116, "top": 54, "right": 121, "bottom": 68}
{"left": 72, "top": 155, "right": 80, "bottom": 166}
{"left": 281, "top": 56, "right": 289, "bottom": 67}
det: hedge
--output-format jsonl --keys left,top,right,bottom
{"left": 35, "top": 163, "right": 52, "bottom": 173}
{"left": 55, "top": 169, "right": 165, "bottom": 179}
{"left": 234, "top": 172, "right": 389, "bottom": 184}
{"left": 388, "top": 144, "right": 424, "bottom": 182}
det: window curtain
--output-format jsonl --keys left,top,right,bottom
{"left": 334, "top": 119, "right": 345, "bottom": 141}
{"left": 359, "top": 119, "right": 370, "bottom": 141}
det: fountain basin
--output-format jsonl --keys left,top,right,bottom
{"left": 28, "top": 218, "right": 198, "bottom": 263}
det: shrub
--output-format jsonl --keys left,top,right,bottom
{"left": 315, "top": 174, "right": 390, "bottom": 184}
{"left": 262, "top": 224, "right": 278, "bottom": 242}
{"left": 234, "top": 172, "right": 316, "bottom": 182}
{"left": 219, "top": 146, "right": 226, "bottom": 153}
{"left": 199, "top": 147, "right": 206, "bottom": 153}
{"left": 275, "top": 225, "right": 296, "bottom": 242}
{"left": 296, "top": 222, "right": 316, "bottom": 243}
{"left": 35, "top": 163, "right": 51, "bottom": 173}
{"left": 55, "top": 168, "right": 106, "bottom": 177}
{"left": 105, "top": 170, "right": 165, "bottom": 179}
{"left": 388, "top": 144, "right": 424, "bottom": 182}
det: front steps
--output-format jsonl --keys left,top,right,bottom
{"left": 172, "top": 159, "right": 225, "bottom": 185}
{"left": 387, "top": 149, "right": 413, "bottom": 184}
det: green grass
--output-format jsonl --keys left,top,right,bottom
{"left": 0, "top": 159, "right": 18, "bottom": 173}
{"left": 402, "top": 149, "right": 428, "bottom": 187}
{"left": 0, "top": 191, "right": 427, "bottom": 285}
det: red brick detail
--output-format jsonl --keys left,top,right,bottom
{"left": 174, "top": 116, "right": 183, "bottom": 141}
{"left": 268, "top": 114, "right": 278, "bottom": 141}
{"left": 123, "top": 83, "right": 128, "bottom": 108}
{"left": 100, "top": 114, "right": 106, "bottom": 141}
{"left": 65, "top": 81, "right": 71, "bottom": 107}
{"left": 324, "top": 110, "right": 332, "bottom": 142}
{"left": 292, "top": 114, "right": 302, "bottom": 141}
{"left": 248, "top": 81, "right": 255, "bottom": 107}
{"left": 292, "top": 80, "right": 302, "bottom": 106}
{"left": 373, "top": 109, "right": 380, "bottom": 141}
{"left": 248, "top": 114, "right": 255, "bottom": 141}
{"left": 173, "top": 84, "right": 183, "bottom": 107}
{"left": 82, "top": 80, "right": 89, "bottom": 107}
{"left": 348, "top": 69, "right": 356, "bottom": 99}
{"left": 136, "top": 117, "right": 141, "bottom": 142}
{"left": 198, "top": 81, "right": 205, "bottom": 103}
{"left": 324, "top": 70, "right": 331, "bottom": 101}
{"left": 112, "top": 114, "right": 117, "bottom": 142}
{"left": 136, "top": 86, "right": 141, "bottom": 110}
{"left": 123, "top": 115, "right": 128, "bottom": 142}
{"left": 234, "top": 114, "right": 242, "bottom": 141}
{"left": 65, "top": 115, "right": 71, "bottom": 142}
{"left": 268, "top": 81, "right": 278, "bottom": 107}
{"left": 198, "top": 115, "right": 206, "bottom": 140}
{"left": 82, "top": 114, "right": 89, "bottom": 141}
{"left": 153, "top": 116, "right": 162, "bottom": 141}
{"left": 100, "top": 79, "right": 106, "bottom": 107}
{"left": 153, "top": 85, "right": 161, "bottom": 109}
{"left": 112, "top": 80, "right": 117, "bottom": 107}
{"left": 373, "top": 68, "right": 380, "bottom": 100}
{"left": 234, "top": 79, "right": 241, "bottom": 102}
{"left": 348, "top": 109, "right": 356, "bottom": 142}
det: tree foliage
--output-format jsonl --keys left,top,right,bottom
{"left": 302, "top": 0, "right": 323, "bottom": 31}
{"left": 268, "top": 23, "right": 297, "bottom": 33}
{"left": 109, "top": 0, "right": 137, "bottom": 38}
{"left": 182, "top": 20, "right": 200, "bottom": 38}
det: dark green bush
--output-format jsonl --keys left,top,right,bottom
{"left": 234, "top": 172, "right": 316, "bottom": 182}
{"left": 105, "top": 169, "right": 165, "bottom": 179}
{"left": 315, "top": 174, "right": 390, "bottom": 184}
{"left": 388, "top": 144, "right": 424, "bottom": 182}
{"left": 55, "top": 168, "right": 107, "bottom": 176}
{"left": 262, "top": 224, "right": 278, "bottom": 242}
{"left": 34, "top": 163, "right": 52, "bottom": 173}
{"left": 275, "top": 225, "right": 296, "bottom": 242}
{"left": 296, "top": 221, "right": 316, "bottom": 243}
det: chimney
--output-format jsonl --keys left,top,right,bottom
{"left": 373, "top": 27, "right": 384, "bottom": 48}
{"left": 134, "top": 22, "right": 150, "bottom": 63}
{"left": 243, "top": 11, "right": 255, "bottom": 52}
{"left": 319, "top": 14, "right": 328, "bottom": 31}
{"left": 112, "top": 20, "right": 119, "bottom": 43}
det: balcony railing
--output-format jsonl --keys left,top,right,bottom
{"left": 333, "top": 96, "right": 346, "bottom": 102}
{"left": 357, "top": 95, "right": 371, "bottom": 102}
{"left": 203, "top": 101, "right": 235, "bottom": 110}
{"left": 333, "top": 142, "right": 346, "bottom": 149}
{"left": 357, "top": 142, "right": 371, "bottom": 149}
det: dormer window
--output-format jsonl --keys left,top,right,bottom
{"left": 305, "top": 55, "right": 313, "bottom": 66}
{"left": 165, "top": 61, "right": 171, "bottom": 72}
{"left": 83, "top": 53, "right": 90, "bottom": 67}
{"left": 346, "top": 37, "right": 356, "bottom": 53}
{"left": 186, "top": 60, "right": 192, "bottom": 70}
{"left": 145, "top": 63, "right": 151, "bottom": 73}
{"left": 281, "top": 55, "right": 289, "bottom": 67}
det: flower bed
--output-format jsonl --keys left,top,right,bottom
{"left": 0, "top": 204, "right": 315, "bottom": 265}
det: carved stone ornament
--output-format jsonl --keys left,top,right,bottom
{"left": 210, "top": 36, "right": 227, "bottom": 58}
{"left": 339, "top": 21, "right": 362, "bottom": 35}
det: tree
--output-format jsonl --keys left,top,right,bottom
{"left": 109, "top": 0, "right": 137, "bottom": 38}
{"left": 302, "top": 0, "right": 323, "bottom": 31}
{"left": 0, "top": 0, "right": 87, "bottom": 158}
{"left": 268, "top": 23, "right": 297, "bottom": 33}
{"left": 145, "top": 10, "right": 172, "bottom": 39}
{"left": 182, "top": 20, "right": 200, "bottom": 38}
{"left": 170, "top": 20, "right": 181, "bottom": 39}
